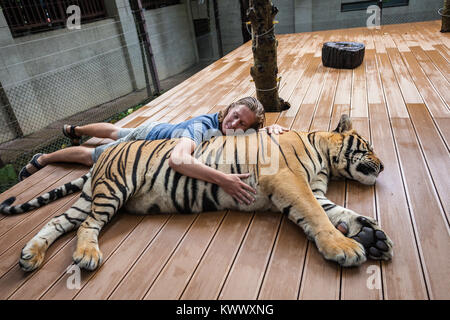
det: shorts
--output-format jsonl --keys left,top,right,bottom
{"left": 92, "top": 121, "right": 161, "bottom": 162}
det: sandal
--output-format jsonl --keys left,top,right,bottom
{"left": 18, "top": 153, "right": 44, "bottom": 181}
{"left": 63, "top": 125, "right": 81, "bottom": 146}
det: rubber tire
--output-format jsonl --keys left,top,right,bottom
{"left": 322, "top": 42, "right": 365, "bottom": 69}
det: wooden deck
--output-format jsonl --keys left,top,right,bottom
{"left": 0, "top": 21, "right": 448, "bottom": 300}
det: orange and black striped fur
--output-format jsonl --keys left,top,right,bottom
{"left": 1, "top": 115, "right": 393, "bottom": 271}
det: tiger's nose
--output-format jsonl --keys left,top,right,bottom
{"left": 379, "top": 162, "right": 384, "bottom": 172}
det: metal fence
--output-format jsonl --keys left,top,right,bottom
{"left": 0, "top": 0, "right": 106, "bottom": 37}
{"left": 142, "top": 0, "right": 180, "bottom": 10}
{"left": 0, "top": 1, "right": 160, "bottom": 193}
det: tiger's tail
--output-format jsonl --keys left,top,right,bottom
{"left": 0, "top": 172, "right": 91, "bottom": 215}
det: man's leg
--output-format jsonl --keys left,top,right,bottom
{"left": 66, "top": 123, "right": 121, "bottom": 140}
{"left": 39, "top": 146, "right": 94, "bottom": 166}
{"left": 21, "top": 146, "right": 94, "bottom": 178}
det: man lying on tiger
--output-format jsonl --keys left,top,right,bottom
{"left": 1, "top": 111, "right": 393, "bottom": 272}
{"left": 19, "top": 97, "right": 287, "bottom": 205}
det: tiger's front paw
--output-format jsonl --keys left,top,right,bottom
{"left": 73, "top": 244, "right": 103, "bottom": 271}
{"left": 19, "top": 240, "right": 47, "bottom": 272}
{"left": 336, "top": 214, "right": 393, "bottom": 262}
{"left": 315, "top": 229, "right": 367, "bottom": 267}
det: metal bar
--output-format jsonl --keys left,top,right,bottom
{"left": 21, "top": 0, "right": 35, "bottom": 25}
{"left": 130, "top": 0, "right": 161, "bottom": 95}
{"left": 55, "top": 0, "right": 67, "bottom": 22}
{"left": 9, "top": 1, "right": 25, "bottom": 28}
{"left": 27, "top": 0, "right": 39, "bottom": 24}
{"left": 212, "top": 0, "right": 223, "bottom": 57}
{"left": 84, "top": 0, "right": 94, "bottom": 16}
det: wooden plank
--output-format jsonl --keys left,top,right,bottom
{"left": 278, "top": 55, "right": 319, "bottom": 128}
{"left": 108, "top": 214, "right": 197, "bottom": 300}
{"left": 405, "top": 103, "right": 450, "bottom": 215}
{"left": 143, "top": 212, "right": 226, "bottom": 300}
{"left": 41, "top": 215, "right": 169, "bottom": 300}
{"left": 309, "top": 67, "right": 340, "bottom": 131}
{"left": 433, "top": 44, "right": 450, "bottom": 63}
{"left": 218, "top": 212, "right": 282, "bottom": 300}
{"left": 407, "top": 23, "right": 436, "bottom": 51}
{"left": 291, "top": 63, "right": 329, "bottom": 131}
{"left": 367, "top": 48, "right": 428, "bottom": 299}
{"left": 390, "top": 117, "right": 450, "bottom": 299}
{"left": 434, "top": 117, "right": 450, "bottom": 149}
{"left": 409, "top": 46, "right": 450, "bottom": 107}
{"left": 257, "top": 216, "right": 306, "bottom": 300}
{"left": 385, "top": 48, "right": 423, "bottom": 104}
{"left": 351, "top": 64, "right": 368, "bottom": 118}
{"left": 181, "top": 212, "right": 253, "bottom": 300}
{"left": 423, "top": 50, "right": 450, "bottom": 83}
{"left": 370, "top": 104, "right": 428, "bottom": 300}
{"left": 376, "top": 52, "right": 409, "bottom": 118}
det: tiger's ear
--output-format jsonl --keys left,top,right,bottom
{"left": 333, "top": 114, "right": 352, "bottom": 133}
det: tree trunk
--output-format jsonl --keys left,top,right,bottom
{"left": 441, "top": 0, "right": 450, "bottom": 32}
{"left": 239, "top": 0, "right": 251, "bottom": 43}
{"left": 247, "top": 0, "right": 290, "bottom": 112}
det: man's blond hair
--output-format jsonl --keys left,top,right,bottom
{"left": 218, "top": 97, "right": 265, "bottom": 130}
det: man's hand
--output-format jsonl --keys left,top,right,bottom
{"left": 218, "top": 173, "right": 257, "bottom": 205}
{"left": 261, "top": 124, "right": 289, "bottom": 135}
{"left": 169, "top": 138, "right": 257, "bottom": 205}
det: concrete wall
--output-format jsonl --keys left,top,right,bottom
{"left": 217, "top": 0, "right": 243, "bottom": 55}
{"left": 217, "top": 0, "right": 443, "bottom": 52}
{"left": 144, "top": 3, "right": 198, "bottom": 79}
{"left": 299, "top": 0, "right": 443, "bottom": 31}
{"left": 0, "top": 1, "right": 198, "bottom": 144}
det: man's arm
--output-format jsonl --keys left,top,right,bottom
{"left": 168, "top": 138, "right": 256, "bottom": 205}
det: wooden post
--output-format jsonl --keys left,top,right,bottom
{"left": 130, "top": 0, "right": 161, "bottom": 95}
{"left": 441, "top": 0, "right": 450, "bottom": 32}
{"left": 248, "top": 0, "right": 289, "bottom": 112}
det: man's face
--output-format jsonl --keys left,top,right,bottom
{"left": 221, "top": 104, "right": 257, "bottom": 134}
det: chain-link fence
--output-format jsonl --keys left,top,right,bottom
{"left": 0, "top": 2, "right": 162, "bottom": 193}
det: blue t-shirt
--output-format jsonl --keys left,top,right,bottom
{"left": 145, "top": 112, "right": 221, "bottom": 146}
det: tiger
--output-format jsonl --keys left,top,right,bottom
{"left": 0, "top": 114, "right": 393, "bottom": 272}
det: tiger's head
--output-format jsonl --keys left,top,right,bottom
{"left": 327, "top": 115, "right": 384, "bottom": 185}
